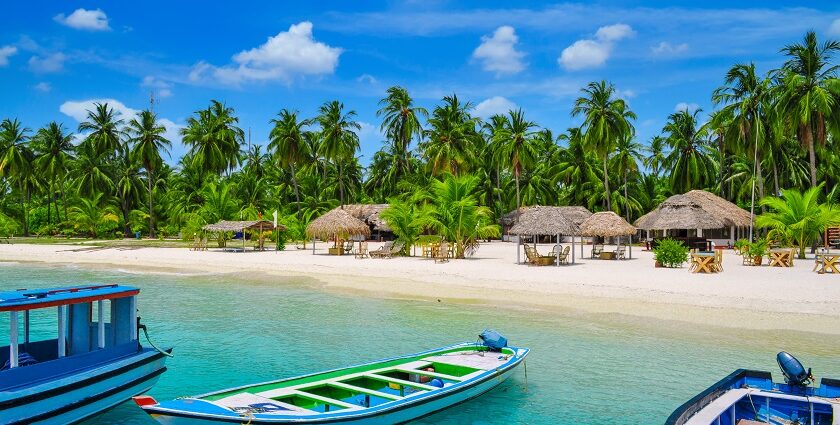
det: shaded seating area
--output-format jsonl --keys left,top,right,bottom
{"left": 202, "top": 220, "right": 280, "bottom": 252}
{"left": 509, "top": 206, "right": 584, "bottom": 266}
{"left": 305, "top": 208, "right": 371, "bottom": 255}
{"left": 579, "top": 212, "right": 636, "bottom": 260}
{"left": 636, "top": 190, "right": 751, "bottom": 250}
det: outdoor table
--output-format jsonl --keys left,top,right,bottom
{"left": 768, "top": 249, "right": 792, "bottom": 267}
{"left": 599, "top": 251, "right": 616, "bottom": 260}
{"left": 328, "top": 247, "right": 343, "bottom": 255}
{"left": 817, "top": 254, "right": 840, "bottom": 274}
{"left": 691, "top": 252, "right": 716, "bottom": 273}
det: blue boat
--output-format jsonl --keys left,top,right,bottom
{"left": 134, "top": 331, "right": 528, "bottom": 424}
{"left": 666, "top": 352, "right": 840, "bottom": 425}
{"left": 0, "top": 284, "right": 171, "bottom": 424}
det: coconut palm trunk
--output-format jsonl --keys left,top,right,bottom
{"left": 602, "top": 156, "right": 612, "bottom": 211}
{"left": 147, "top": 169, "right": 155, "bottom": 238}
{"left": 290, "top": 163, "right": 301, "bottom": 215}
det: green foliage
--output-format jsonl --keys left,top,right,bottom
{"left": 653, "top": 238, "right": 689, "bottom": 268}
{"left": 425, "top": 174, "right": 500, "bottom": 258}
{"left": 746, "top": 237, "right": 769, "bottom": 260}
{"left": 0, "top": 211, "right": 19, "bottom": 237}
{"left": 276, "top": 228, "right": 287, "bottom": 251}
{"left": 734, "top": 238, "right": 750, "bottom": 252}
{"left": 756, "top": 184, "right": 840, "bottom": 258}
{"left": 380, "top": 199, "right": 433, "bottom": 256}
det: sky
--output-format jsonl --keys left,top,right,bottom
{"left": 2, "top": 1, "right": 840, "bottom": 166}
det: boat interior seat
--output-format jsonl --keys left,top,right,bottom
{"left": 214, "top": 392, "right": 315, "bottom": 415}
{"left": 422, "top": 351, "right": 508, "bottom": 371}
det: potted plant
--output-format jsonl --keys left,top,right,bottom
{"left": 747, "top": 238, "right": 769, "bottom": 266}
{"left": 733, "top": 238, "right": 749, "bottom": 255}
{"left": 652, "top": 238, "right": 690, "bottom": 268}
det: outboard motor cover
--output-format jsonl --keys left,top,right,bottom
{"left": 777, "top": 351, "right": 811, "bottom": 386}
{"left": 479, "top": 329, "right": 508, "bottom": 351}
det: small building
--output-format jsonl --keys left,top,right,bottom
{"left": 332, "top": 204, "right": 393, "bottom": 241}
{"left": 635, "top": 190, "right": 751, "bottom": 248}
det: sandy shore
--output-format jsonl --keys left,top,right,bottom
{"left": 2, "top": 241, "right": 839, "bottom": 334}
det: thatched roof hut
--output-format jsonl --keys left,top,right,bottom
{"left": 508, "top": 206, "right": 581, "bottom": 236}
{"left": 334, "top": 204, "right": 391, "bottom": 232}
{"left": 306, "top": 209, "right": 371, "bottom": 240}
{"left": 579, "top": 212, "right": 636, "bottom": 237}
{"left": 635, "top": 190, "right": 751, "bottom": 230}
{"left": 203, "top": 220, "right": 282, "bottom": 232}
{"left": 501, "top": 206, "right": 592, "bottom": 228}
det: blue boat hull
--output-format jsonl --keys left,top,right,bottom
{"left": 1, "top": 348, "right": 168, "bottom": 424}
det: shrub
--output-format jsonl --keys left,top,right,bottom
{"left": 276, "top": 229, "right": 287, "bottom": 251}
{"left": 747, "top": 237, "right": 769, "bottom": 260}
{"left": 653, "top": 238, "right": 689, "bottom": 268}
{"left": 733, "top": 238, "right": 749, "bottom": 253}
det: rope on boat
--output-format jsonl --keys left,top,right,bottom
{"left": 141, "top": 325, "right": 174, "bottom": 358}
{"left": 746, "top": 390, "right": 758, "bottom": 420}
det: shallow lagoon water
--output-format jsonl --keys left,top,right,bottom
{"left": 3, "top": 263, "right": 840, "bottom": 424}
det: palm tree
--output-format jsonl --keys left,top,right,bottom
{"left": 316, "top": 101, "right": 360, "bottom": 206}
{"left": 662, "top": 109, "right": 717, "bottom": 193}
{"left": 571, "top": 80, "right": 636, "bottom": 211}
{"left": 113, "top": 151, "right": 144, "bottom": 236}
{"left": 0, "top": 119, "right": 34, "bottom": 235}
{"left": 611, "top": 135, "right": 644, "bottom": 220}
{"left": 78, "top": 103, "right": 125, "bottom": 158}
{"left": 757, "top": 184, "right": 840, "bottom": 258}
{"left": 73, "top": 141, "right": 115, "bottom": 198}
{"left": 376, "top": 86, "right": 427, "bottom": 178}
{"left": 421, "top": 94, "right": 480, "bottom": 176}
{"left": 380, "top": 199, "right": 433, "bottom": 256}
{"left": 426, "top": 174, "right": 500, "bottom": 258}
{"left": 33, "top": 122, "right": 75, "bottom": 224}
{"left": 128, "top": 110, "right": 170, "bottom": 238}
{"left": 712, "top": 62, "right": 773, "bottom": 239}
{"left": 269, "top": 109, "right": 311, "bottom": 214}
{"left": 492, "top": 109, "right": 538, "bottom": 211}
{"left": 69, "top": 192, "right": 119, "bottom": 238}
{"left": 557, "top": 127, "right": 600, "bottom": 207}
{"left": 181, "top": 100, "right": 244, "bottom": 180}
{"left": 774, "top": 31, "right": 840, "bottom": 188}
{"left": 643, "top": 136, "right": 668, "bottom": 178}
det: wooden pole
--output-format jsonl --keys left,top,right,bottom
{"left": 556, "top": 234, "right": 560, "bottom": 266}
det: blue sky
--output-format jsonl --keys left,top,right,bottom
{"left": 2, "top": 1, "right": 840, "bottom": 165}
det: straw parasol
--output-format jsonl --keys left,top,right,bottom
{"left": 203, "top": 220, "right": 280, "bottom": 232}
{"left": 635, "top": 194, "right": 727, "bottom": 230}
{"left": 306, "top": 208, "right": 371, "bottom": 254}
{"left": 334, "top": 204, "right": 391, "bottom": 232}
{"left": 508, "top": 206, "right": 584, "bottom": 265}
{"left": 579, "top": 211, "right": 636, "bottom": 237}
{"left": 579, "top": 211, "right": 637, "bottom": 259}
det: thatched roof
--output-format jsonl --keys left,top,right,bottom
{"left": 335, "top": 204, "right": 391, "bottom": 232}
{"left": 501, "top": 205, "right": 592, "bottom": 227}
{"left": 635, "top": 190, "right": 751, "bottom": 230}
{"left": 579, "top": 212, "right": 636, "bottom": 237}
{"left": 306, "top": 208, "right": 371, "bottom": 240}
{"left": 508, "top": 206, "right": 582, "bottom": 236}
{"left": 203, "top": 220, "right": 281, "bottom": 232}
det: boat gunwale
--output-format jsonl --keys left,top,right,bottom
{"left": 194, "top": 342, "right": 508, "bottom": 399}
{"left": 143, "top": 344, "right": 529, "bottom": 423}
{"left": 664, "top": 369, "right": 771, "bottom": 425}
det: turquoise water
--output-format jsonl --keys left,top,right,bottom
{"left": 2, "top": 262, "right": 840, "bottom": 424}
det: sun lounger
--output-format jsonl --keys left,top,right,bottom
{"left": 369, "top": 242, "right": 393, "bottom": 259}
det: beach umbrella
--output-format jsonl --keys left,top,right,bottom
{"left": 305, "top": 209, "right": 371, "bottom": 255}
{"left": 579, "top": 211, "right": 637, "bottom": 259}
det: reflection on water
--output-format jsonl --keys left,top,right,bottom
{"left": 2, "top": 263, "right": 839, "bottom": 424}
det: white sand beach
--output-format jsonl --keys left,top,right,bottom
{"left": 2, "top": 241, "right": 839, "bottom": 334}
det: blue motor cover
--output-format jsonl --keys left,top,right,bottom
{"left": 479, "top": 329, "right": 508, "bottom": 351}
{"left": 777, "top": 351, "right": 810, "bottom": 386}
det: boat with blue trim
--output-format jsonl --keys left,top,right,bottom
{"left": 666, "top": 352, "right": 840, "bottom": 425}
{"left": 134, "top": 330, "right": 527, "bottom": 424}
{"left": 0, "top": 284, "right": 171, "bottom": 424}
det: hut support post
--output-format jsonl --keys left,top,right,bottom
{"left": 628, "top": 235, "right": 632, "bottom": 259}
{"left": 572, "top": 235, "right": 575, "bottom": 264}
{"left": 312, "top": 236, "right": 315, "bottom": 255}
{"left": 516, "top": 236, "right": 521, "bottom": 264}
{"left": 243, "top": 227, "right": 246, "bottom": 253}
{"left": 556, "top": 234, "right": 560, "bottom": 267}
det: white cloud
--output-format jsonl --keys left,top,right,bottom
{"left": 675, "top": 102, "right": 700, "bottom": 113}
{"left": 0, "top": 45, "right": 17, "bottom": 66}
{"left": 141, "top": 76, "right": 173, "bottom": 98}
{"left": 652, "top": 41, "right": 689, "bottom": 56}
{"left": 616, "top": 89, "right": 636, "bottom": 99}
{"left": 356, "top": 73, "right": 377, "bottom": 84}
{"left": 28, "top": 52, "right": 66, "bottom": 73}
{"left": 473, "top": 96, "right": 517, "bottom": 118}
{"left": 34, "top": 82, "right": 51, "bottom": 92}
{"left": 830, "top": 18, "right": 840, "bottom": 36}
{"left": 471, "top": 25, "right": 525, "bottom": 76}
{"left": 559, "top": 23, "right": 633, "bottom": 70}
{"left": 189, "top": 21, "right": 342, "bottom": 85}
{"left": 54, "top": 8, "right": 110, "bottom": 31}
{"left": 59, "top": 98, "right": 184, "bottom": 156}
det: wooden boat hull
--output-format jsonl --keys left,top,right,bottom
{"left": 140, "top": 343, "right": 528, "bottom": 424}
{"left": 0, "top": 348, "right": 169, "bottom": 425}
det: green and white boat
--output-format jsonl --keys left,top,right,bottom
{"left": 134, "top": 332, "right": 528, "bottom": 424}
